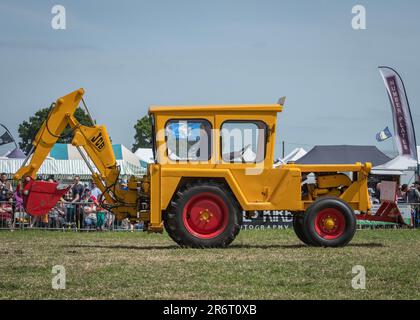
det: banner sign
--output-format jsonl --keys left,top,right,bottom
{"left": 379, "top": 67, "right": 417, "bottom": 160}
{"left": 241, "top": 211, "right": 293, "bottom": 230}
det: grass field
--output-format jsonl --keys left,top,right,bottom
{"left": 0, "top": 228, "right": 419, "bottom": 300}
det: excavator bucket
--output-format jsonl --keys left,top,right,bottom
{"left": 21, "top": 178, "right": 70, "bottom": 216}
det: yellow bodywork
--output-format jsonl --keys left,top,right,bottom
{"left": 14, "top": 88, "right": 372, "bottom": 233}
{"left": 148, "top": 102, "right": 372, "bottom": 231}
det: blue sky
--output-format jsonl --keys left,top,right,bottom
{"left": 0, "top": 0, "right": 419, "bottom": 158}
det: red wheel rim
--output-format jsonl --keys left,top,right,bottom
{"left": 182, "top": 192, "right": 229, "bottom": 239}
{"left": 314, "top": 208, "right": 345, "bottom": 240}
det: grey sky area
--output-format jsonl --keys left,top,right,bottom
{"left": 0, "top": 0, "right": 419, "bottom": 158}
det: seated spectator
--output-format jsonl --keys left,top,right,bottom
{"left": 82, "top": 188, "right": 97, "bottom": 229}
{"left": 49, "top": 202, "right": 66, "bottom": 228}
{"left": 134, "top": 221, "right": 144, "bottom": 230}
{"left": 0, "top": 201, "right": 12, "bottom": 229}
{"left": 84, "top": 209, "right": 97, "bottom": 229}
{"left": 0, "top": 184, "right": 11, "bottom": 203}
{"left": 120, "top": 215, "right": 131, "bottom": 230}
{"left": 120, "top": 181, "right": 128, "bottom": 190}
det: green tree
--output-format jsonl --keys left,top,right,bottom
{"left": 132, "top": 115, "right": 152, "bottom": 151}
{"left": 18, "top": 107, "right": 93, "bottom": 154}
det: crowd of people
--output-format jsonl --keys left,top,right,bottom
{"left": 397, "top": 182, "right": 420, "bottom": 203}
{"left": 2, "top": 172, "right": 420, "bottom": 229}
{"left": 0, "top": 173, "right": 142, "bottom": 231}
{"left": 369, "top": 180, "right": 420, "bottom": 204}
{"left": 0, "top": 172, "right": 14, "bottom": 228}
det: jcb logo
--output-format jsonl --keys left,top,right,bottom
{"left": 91, "top": 132, "right": 105, "bottom": 150}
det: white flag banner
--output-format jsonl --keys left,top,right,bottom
{"left": 379, "top": 66, "right": 418, "bottom": 161}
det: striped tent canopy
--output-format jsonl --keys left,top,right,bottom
{"left": 0, "top": 144, "right": 146, "bottom": 180}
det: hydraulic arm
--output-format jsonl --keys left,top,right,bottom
{"left": 14, "top": 88, "right": 149, "bottom": 222}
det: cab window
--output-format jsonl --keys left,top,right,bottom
{"left": 221, "top": 121, "right": 266, "bottom": 163}
{"left": 166, "top": 119, "right": 212, "bottom": 161}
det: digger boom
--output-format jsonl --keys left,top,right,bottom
{"left": 14, "top": 89, "right": 143, "bottom": 221}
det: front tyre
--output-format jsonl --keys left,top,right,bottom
{"left": 302, "top": 197, "right": 356, "bottom": 247}
{"left": 164, "top": 180, "right": 241, "bottom": 248}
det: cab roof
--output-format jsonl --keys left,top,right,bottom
{"left": 149, "top": 103, "right": 283, "bottom": 114}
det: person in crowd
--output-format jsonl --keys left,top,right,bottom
{"left": 0, "top": 184, "right": 9, "bottom": 203}
{"left": 374, "top": 182, "right": 381, "bottom": 202}
{"left": 12, "top": 187, "right": 25, "bottom": 228}
{"left": 91, "top": 182, "right": 106, "bottom": 230}
{"left": 105, "top": 211, "right": 115, "bottom": 230}
{"left": 0, "top": 173, "right": 13, "bottom": 193}
{"left": 13, "top": 187, "right": 24, "bottom": 212}
{"left": 134, "top": 221, "right": 144, "bottom": 230}
{"left": 412, "top": 181, "right": 420, "bottom": 228}
{"left": 398, "top": 184, "right": 409, "bottom": 203}
{"left": 120, "top": 214, "right": 133, "bottom": 231}
{"left": 70, "top": 176, "right": 85, "bottom": 229}
{"left": 416, "top": 181, "right": 420, "bottom": 192}
{"left": 406, "top": 182, "right": 420, "bottom": 204}
{"left": 61, "top": 187, "right": 74, "bottom": 228}
{"left": 82, "top": 188, "right": 98, "bottom": 229}
{"left": 96, "top": 207, "right": 106, "bottom": 231}
{"left": 0, "top": 175, "right": 14, "bottom": 229}
{"left": 120, "top": 181, "right": 128, "bottom": 191}
{"left": 368, "top": 186, "right": 378, "bottom": 204}
{"left": 90, "top": 182, "right": 102, "bottom": 201}
{"left": 95, "top": 198, "right": 106, "bottom": 231}
{"left": 49, "top": 201, "right": 66, "bottom": 228}
{"left": 0, "top": 191, "right": 13, "bottom": 229}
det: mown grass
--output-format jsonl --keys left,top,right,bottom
{"left": 0, "top": 229, "right": 419, "bottom": 299}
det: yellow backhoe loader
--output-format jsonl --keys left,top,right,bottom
{"left": 14, "top": 88, "right": 372, "bottom": 247}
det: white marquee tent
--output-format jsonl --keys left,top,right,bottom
{"left": 274, "top": 148, "right": 307, "bottom": 167}
{"left": 0, "top": 143, "right": 146, "bottom": 180}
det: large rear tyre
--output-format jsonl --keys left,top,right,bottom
{"left": 302, "top": 197, "right": 356, "bottom": 247}
{"left": 164, "top": 180, "right": 241, "bottom": 248}
{"left": 292, "top": 212, "right": 316, "bottom": 246}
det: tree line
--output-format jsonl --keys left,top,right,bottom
{"left": 17, "top": 107, "right": 152, "bottom": 155}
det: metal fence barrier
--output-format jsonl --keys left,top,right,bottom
{"left": 0, "top": 200, "right": 144, "bottom": 231}
{"left": 1, "top": 200, "right": 419, "bottom": 231}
